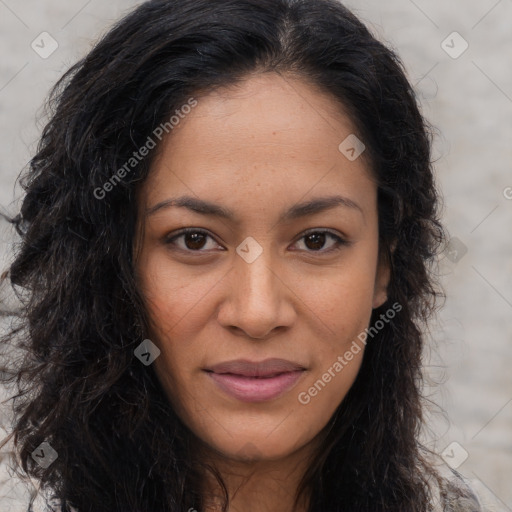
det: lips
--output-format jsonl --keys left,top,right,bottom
{"left": 206, "top": 358, "right": 306, "bottom": 377}
{"left": 204, "top": 358, "right": 306, "bottom": 402}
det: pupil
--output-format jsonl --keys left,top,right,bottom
{"left": 186, "top": 233, "right": 206, "bottom": 250}
{"left": 306, "top": 233, "right": 325, "bottom": 251}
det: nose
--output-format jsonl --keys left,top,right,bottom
{"left": 216, "top": 247, "right": 296, "bottom": 340}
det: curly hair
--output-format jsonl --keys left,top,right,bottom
{"left": 0, "top": 0, "right": 455, "bottom": 510}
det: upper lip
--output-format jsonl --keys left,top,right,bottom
{"left": 204, "top": 358, "right": 306, "bottom": 378}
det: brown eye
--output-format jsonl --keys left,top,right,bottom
{"left": 293, "top": 230, "right": 348, "bottom": 254}
{"left": 164, "top": 229, "right": 222, "bottom": 253}
{"left": 182, "top": 231, "right": 207, "bottom": 250}
{"left": 304, "top": 232, "right": 327, "bottom": 251}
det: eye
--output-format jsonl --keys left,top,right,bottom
{"left": 292, "top": 229, "right": 349, "bottom": 254}
{"left": 164, "top": 228, "right": 222, "bottom": 253}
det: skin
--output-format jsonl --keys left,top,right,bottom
{"left": 134, "top": 71, "right": 390, "bottom": 512}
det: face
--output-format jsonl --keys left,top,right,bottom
{"left": 134, "top": 72, "right": 390, "bottom": 463}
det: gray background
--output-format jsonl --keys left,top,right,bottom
{"left": 0, "top": 0, "right": 511, "bottom": 510}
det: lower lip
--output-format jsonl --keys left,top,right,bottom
{"left": 206, "top": 370, "right": 305, "bottom": 402}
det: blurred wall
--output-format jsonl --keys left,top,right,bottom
{"left": 0, "top": 1, "right": 511, "bottom": 510}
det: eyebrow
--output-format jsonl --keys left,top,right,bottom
{"left": 145, "top": 194, "right": 364, "bottom": 223}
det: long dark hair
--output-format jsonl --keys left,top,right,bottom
{"left": 0, "top": 0, "right": 454, "bottom": 510}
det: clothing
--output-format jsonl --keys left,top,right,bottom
{"left": 429, "top": 461, "right": 507, "bottom": 512}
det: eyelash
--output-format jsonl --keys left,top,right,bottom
{"left": 164, "top": 228, "right": 350, "bottom": 255}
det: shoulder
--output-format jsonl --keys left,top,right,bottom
{"left": 426, "top": 455, "right": 508, "bottom": 512}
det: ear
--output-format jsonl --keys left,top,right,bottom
{"left": 372, "top": 243, "right": 395, "bottom": 309}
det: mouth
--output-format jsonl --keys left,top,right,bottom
{"left": 203, "top": 358, "right": 307, "bottom": 403}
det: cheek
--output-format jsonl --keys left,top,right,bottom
{"left": 291, "top": 272, "right": 372, "bottom": 435}
{"left": 135, "top": 251, "right": 216, "bottom": 403}
{"left": 291, "top": 254, "right": 377, "bottom": 349}
{"left": 137, "top": 249, "right": 219, "bottom": 337}
{"left": 289, "top": 253, "right": 376, "bottom": 418}
{"left": 295, "top": 351, "right": 363, "bottom": 439}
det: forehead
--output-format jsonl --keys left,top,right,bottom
{"left": 140, "top": 72, "right": 376, "bottom": 216}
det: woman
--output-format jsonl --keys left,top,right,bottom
{"left": 0, "top": 0, "right": 494, "bottom": 511}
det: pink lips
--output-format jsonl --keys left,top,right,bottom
{"left": 204, "top": 358, "right": 306, "bottom": 403}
